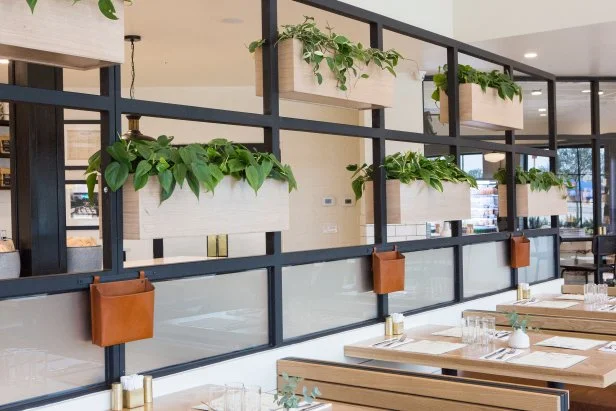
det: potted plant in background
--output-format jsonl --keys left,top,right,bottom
{"left": 86, "top": 137, "right": 297, "bottom": 239}
{"left": 0, "top": 233, "right": 20, "bottom": 280}
{"left": 0, "top": 0, "right": 127, "bottom": 69}
{"left": 347, "top": 151, "right": 477, "bottom": 224}
{"left": 494, "top": 167, "right": 573, "bottom": 217}
{"left": 433, "top": 64, "right": 524, "bottom": 130}
{"left": 250, "top": 16, "right": 403, "bottom": 109}
{"left": 506, "top": 312, "right": 532, "bottom": 349}
{"left": 274, "top": 373, "right": 322, "bottom": 411}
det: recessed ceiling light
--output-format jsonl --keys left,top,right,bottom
{"left": 524, "top": 52, "right": 538, "bottom": 59}
{"left": 540, "top": 113, "right": 547, "bottom": 117}
{"left": 484, "top": 152, "right": 506, "bottom": 163}
{"left": 531, "top": 89, "right": 542, "bottom": 96}
{"left": 582, "top": 89, "right": 591, "bottom": 93}
{"left": 538, "top": 108, "right": 547, "bottom": 112}
{"left": 221, "top": 17, "right": 244, "bottom": 24}
{"left": 599, "top": 90, "right": 605, "bottom": 95}
{"left": 0, "top": 59, "right": 9, "bottom": 65}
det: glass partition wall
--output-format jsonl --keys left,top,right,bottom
{"left": 0, "top": 1, "right": 560, "bottom": 409}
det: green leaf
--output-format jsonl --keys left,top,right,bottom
{"left": 173, "top": 163, "right": 187, "bottom": 187}
{"left": 316, "top": 72, "right": 323, "bottom": 85}
{"left": 26, "top": 0, "right": 38, "bottom": 13}
{"left": 227, "top": 158, "right": 244, "bottom": 173}
{"left": 245, "top": 165, "right": 260, "bottom": 194}
{"left": 104, "top": 162, "right": 129, "bottom": 192}
{"left": 133, "top": 173, "right": 148, "bottom": 191}
{"left": 86, "top": 173, "right": 98, "bottom": 202}
{"left": 158, "top": 169, "right": 173, "bottom": 193}
{"left": 106, "top": 141, "right": 130, "bottom": 167}
{"left": 333, "top": 35, "right": 349, "bottom": 44}
{"left": 97, "top": 0, "right": 119, "bottom": 20}
{"left": 186, "top": 171, "right": 200, "bottom": 199}
{"left": 135, "top": 160, "right": 152, "bottom": 178}
{"left": 160, "top": 179, "right": 176, "bottom": 203}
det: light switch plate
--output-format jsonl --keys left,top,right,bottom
{"left": 322, "top": 196, "right": 335, "bottom": 206}
{"left": 343, "top": 197, "right": 355, "bottom": 206}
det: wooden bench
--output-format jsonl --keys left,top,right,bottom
{"left": 278, "top": 357, "right": 568, "bottom": 411}
{"left": 463, "top": 309, "right": 616, "bottom": 410}
{"left": 562, "top": 284, "right": 616, "bottom": 296}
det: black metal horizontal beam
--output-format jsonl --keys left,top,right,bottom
{"left": 0, "top": 83, "right": 111, "bottom": 112}
{"left": 294, "top": 0, "right": 554, "bottom": 80}
{"left": 120, "top": 98, "right": 273, "bottom": 129}
{"left": 279, "top": 116, "right": 381, "bottom": 138}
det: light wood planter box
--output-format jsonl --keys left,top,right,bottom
{"left": 255, "top": 39, "right": 394, "bottom": 110}
{"left": 0, "top": 0, "right": 124, "bottom": 70}
{"left": 498, "top": 185, "right": 567, "bottom": 217}
{"left": 123, "top": 176, "right": 290, "bottom": 240}
{"left": 440, "top": 83, "right": 524, "bottom": 131}
{"left": 364, "top": 180, "right": 471, "bottom": 225}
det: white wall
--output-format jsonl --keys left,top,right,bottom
{"left": 33, "top": 279, "right": 563, "bottom": 411}
{"left": 454, "top": 0, "right": 616, "bottom": 42}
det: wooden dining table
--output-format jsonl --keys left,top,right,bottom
{"left": 496, "top": 294, "right": 616, "bottom": 323}
{"left": 344, "top": 324, "right": 616, "bottom": 389}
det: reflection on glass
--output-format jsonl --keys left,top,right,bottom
{"left": 0, "top": 293, "right": 105, "bottom": 406}
{"left": 282, "top": 258, "right": 376, "bottom": 339}
{"left": 518, "top": 236, "right": 556, "bottom": 283}
{"left": 557, "top": 147, "right": 594, "bottom": 237}
{"left": 125, "top": 270, "right": 268, "bottom": 374}
{"left": 389, "top": 248, "right": 454, "bottom": 313}
{"left": 463, "top": 242, "right": 510, "bottom": 297}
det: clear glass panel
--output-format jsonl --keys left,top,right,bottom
{"left": 557, "top": 147, "right": 594, "bottom": 237}
{"left": 556, "top": 82, "right": 591, "bottom": 135}
{"left": 281, "top": 131, "right": 369, "bottom": 252}
{"left": 0, "top": 292, "right": 105, "bottom": 406}
{"left": 516, "top": 78, "right": 549, "bottom": 145}
{"left": 389, "top": 248, "right": 454, "bottom": 313}
{"left": 0, "top": 102, "right": 10, "bottom": 245}
{"left": 463, "top": 241, "right": 511, "bottom": 297}
{"left": 282, "top": 258, "right": 376, "bottom": 339}
{"left": 600, "top": 82, "right": 616, "bottom": 133}
{"left": 122, "top": 0, "right": 262, "bottom": 113}
{"left": 125, "top": 270, "right": 268, "bottom": 374}
{"left": 518, "top": 236, "right": 556, "bottom": 283}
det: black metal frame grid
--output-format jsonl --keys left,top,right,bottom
{"left": 0, "top": 1, "right": 561, "bottom": 409}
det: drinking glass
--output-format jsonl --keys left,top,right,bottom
{"left": 201, "top": 384, "right": 225, "bottom": 411}
{"left": 225, "top": 382, "right": 245, "bottom": 411}
{"left": 598, "top": 284, "right": 609, "bottom": 305}
{"left": 481, "top": 317, "right": 496, "bottom": 349}
{"left": 463, "top": 316, "right": 479, "bottom": 345}
{"left": 584, "top": 283, "right": 596, "bottom": 305}
{"left": 244, "top": 385, "right": 262, "bottom": 411}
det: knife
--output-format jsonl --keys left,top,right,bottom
{"left": 484, "top": 347, "right": 506, "bottom": 360}
{"left": 372, "top": 337, "right": 398, "bottom": 347}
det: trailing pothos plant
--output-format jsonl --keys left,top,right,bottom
{"left": 431, "top": 64, "right": 523, "bottom": 103}
{"left": 25, "top": 0, "right": 128, "bottom": 20}
{"left": 493, "top": 167, "right": 573, "bottom": 193}
{"left": 249, "top": 16, "right": 403, "bottom": 91}
{"left": 274, "top": 373, "right": 321, "bottom": 411}
{"left": 347, "top": 151, "right": 478, "bottom": 201}
{"left": 85, "top": 137, "right": 297, "bottom": 203}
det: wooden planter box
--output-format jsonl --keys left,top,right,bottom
{"left": 0, "top": 0, "right": 124, "bottom": 70}
{"left": 440, "top": 83, "right": 524, "bottom": 131}
{"left": 255, "top": 39, "right": 394, "bottom": 110}
{"left": 123, "top": 176, "right": 290, "bottom": 240}
{"left": 364, "top": 180, "right": 471, "bottom": 225}
{"left": 498, "top": 185, "right": 568, "bottom": 217}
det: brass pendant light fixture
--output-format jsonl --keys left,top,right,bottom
{"left": 122, "top": 35, "right": 154, "bottom": 141}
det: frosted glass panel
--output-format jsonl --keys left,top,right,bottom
{"left": 389, "top": 248, "right": 455, "bottom": 313}
{"left": 463, "top": 241, "right": 511, "bottom": 297}
{"left": 125, "top": 270, "right": 268, "bottom": 374}
{"left": 0, "top": 292, "right": 105, "bottom": 406}
{"left": 518, "top": 236, "right": 556, "bottom": 283}
{"left": 283, "top": 258, "right": 377, "bottom": 339}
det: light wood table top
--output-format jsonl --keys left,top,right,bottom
{"left": 496, "top": 294, "right": 616, "bottom": 321}
{"left": 344, "top": 324, "right": 616, "bottom": 388}
{"left": 111, "top": 390, "right": 376, "bottom": 411}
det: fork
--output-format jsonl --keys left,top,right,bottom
{"left": 382, "top": 334, "right": 407, "bottom": 348}
{"left": 495, "top": 348, "right": 516, "bottom": 360}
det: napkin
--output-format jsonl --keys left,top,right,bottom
{"left": 508, "top": 352, "right": 588, "bottom": 369}
{"left": 532, "top": 301, "right": 579, "bottom": 309}
{"left": 599, "top": 342, "right": 616, "bottom": 353}
{"left": 480, "top": 348, "right": 523, "bottom": 362}
{"left": 431, "top": 327, "right": 462, "bottom": 338}
{"left": 555, "top": 294, "right": 585, "bottom": 301}
{"left": 121, "top": 374, "right": 144, "bottom": 391}
{"left": 399, "top": 340, "right": 466, "bottom": 355}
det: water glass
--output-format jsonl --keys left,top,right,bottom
{"left": 225, "top": 382, "right": 245, "bottom": 411}
{"left": 201, "top": 384, "right": 226, "bottom": 411}
{"left": 244, "top": 385, "right": 262, "bottom": 411}
{"left": 598, "top": 284, "right": 609, "bottom": 305}
{"left": 480, "top": 317, "right": 496, "bottom": 349}
{"left": 584, "top": 283, "right": 597, "bottom": 305}
{"left": 462, "top": 316, "right": 479, "bottom": 344}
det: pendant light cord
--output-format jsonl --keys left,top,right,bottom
{"left": 130, "top": 38, "right": 136, "bottom": 100}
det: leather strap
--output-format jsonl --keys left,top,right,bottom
{"left": 139, "top": 271, "right": 145, "bottom": 280}
{"left": 93, "top": 276, "right": 100, "bottom": 284}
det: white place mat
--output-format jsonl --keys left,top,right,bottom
{"left": 532, "top": 301, "right": 579, "bottom": 309}
{"left": 536, "top": 336, "right": 606, "bottom": 351}
{"left": 431, "top": 327, "right": 462, "bottom": 338}
{"left": 555, "top": 294, "right": 585, "bottom": 301}
{"left": 480, "top": 348, "right": 524, "bottom": 362}
{"left": 508, "top": 351, "right": 588, "bottom": 369}
{"left": 599, "top": 342, "right": 616, "bottom": 353}
{"left": 398, "top": 340, "right": 466, "bottom": 355}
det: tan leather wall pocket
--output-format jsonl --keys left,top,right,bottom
{"left": 511, "top": 235, "right": 531, "bottom": 268}
{"left": 90, "top": 271, "right": 155, "bottom": 347}
{"left": 372, "top": 246, "right": 406, "bottom": 294}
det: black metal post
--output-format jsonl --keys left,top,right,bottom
{"left": 547, "top": 79, "right": 560, "bottom": 280}
{"left": 504, "top": 65, "right": 518, "bottom": 286}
